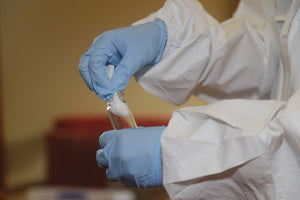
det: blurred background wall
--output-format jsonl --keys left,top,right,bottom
{"left": 0, "top": 0, "right": 238, "bottom": 192}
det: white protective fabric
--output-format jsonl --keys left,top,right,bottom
{"left": 134, "top": 0, "right": 300, "bottom": 199}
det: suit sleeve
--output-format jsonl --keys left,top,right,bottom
{"left": 161, "top": 89, "right": 300, "bottom": 199}
{"left": 133, "top": 0, "right": 279, "bottom": 105}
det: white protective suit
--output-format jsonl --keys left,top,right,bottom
{"left": 134, "top": 0, "right": 300, "bottom": 199}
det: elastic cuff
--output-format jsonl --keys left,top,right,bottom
{"left": 149, "top": 19, "right": 168, "bottom": 65}
{"left": 150, "top": 126, "right": 165, "bottom": 186}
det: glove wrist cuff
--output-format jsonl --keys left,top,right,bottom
{"left": 150, "top": 126, "right": 165, "bottom": 187}
{"left": 149, "top": 19, "right": 168, "bottom": 65}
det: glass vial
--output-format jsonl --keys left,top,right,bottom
{"left": 106, "top": 91, "right": 137, "bottom": 130}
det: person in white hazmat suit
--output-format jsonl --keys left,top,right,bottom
{"left": 79, "top": 0, "right": 300, "bottom": 199}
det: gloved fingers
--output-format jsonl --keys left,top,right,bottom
{"left": 79, "top": 51, "right": 93, "bottom": 91}
{"left": 111, "top": 54, "right": 140, "bottom": 91}
{"left": 91, "top": 42, "right": 122, "bottom": 67}
{"left": 95, "top": 49, "right": 121, "bottom": 67}
{"left": 80, "top": 40, "right": 123, "bottom": 100}
{"left": 96, "top": 149, "right": 108, "bottom": 168}
{"left": 89, "top": 39, "right": 127, "bottom": 97}
{"left": 79, "top": 47, "right": 113, "bottom": 99}
{"left": 107, "top": 53, "right": 121, "bottom": 66}
{"left": 99, "top": 130, "right": 121, "bottom": 148}
{"left": 88, "top": 53, "right": 115, "bottom": 100}
{"left": 106, "top": 167, "right": 121, "bottom": 182}
{"left": 110, "top": 65, "right": 130, "bottom": 91}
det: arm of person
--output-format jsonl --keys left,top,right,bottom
{"left": 161, "top": 88, "right": 300, "bottom": 199}
{"left": 134, "top": 0, "right": 279, "bottom": 104}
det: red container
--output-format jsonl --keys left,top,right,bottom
{"left": 46, "top": 115, "right": 169, "bottom": 187}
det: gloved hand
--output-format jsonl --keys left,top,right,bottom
{"left": 79, "top": 19, "right": 167, "bottom": 100}
{"left": 96, "top": 126, "right": 165, "bottom": 188}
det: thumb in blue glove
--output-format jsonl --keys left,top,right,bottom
{"left": 79, "top": 19, "right": 167, "bottom": 100}
{"left": 96, "top": 126, "right": 165, "bottom": 188}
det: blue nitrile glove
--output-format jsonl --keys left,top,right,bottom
{"left": 96, "top": 126, "right": 165, "bottom": 188}
{"left": 79, "top": 19, "right": 167, "bottom": 100}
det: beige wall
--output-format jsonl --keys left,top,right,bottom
{"left": 0, "top": 0, "right": 236, "bottom": 189}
